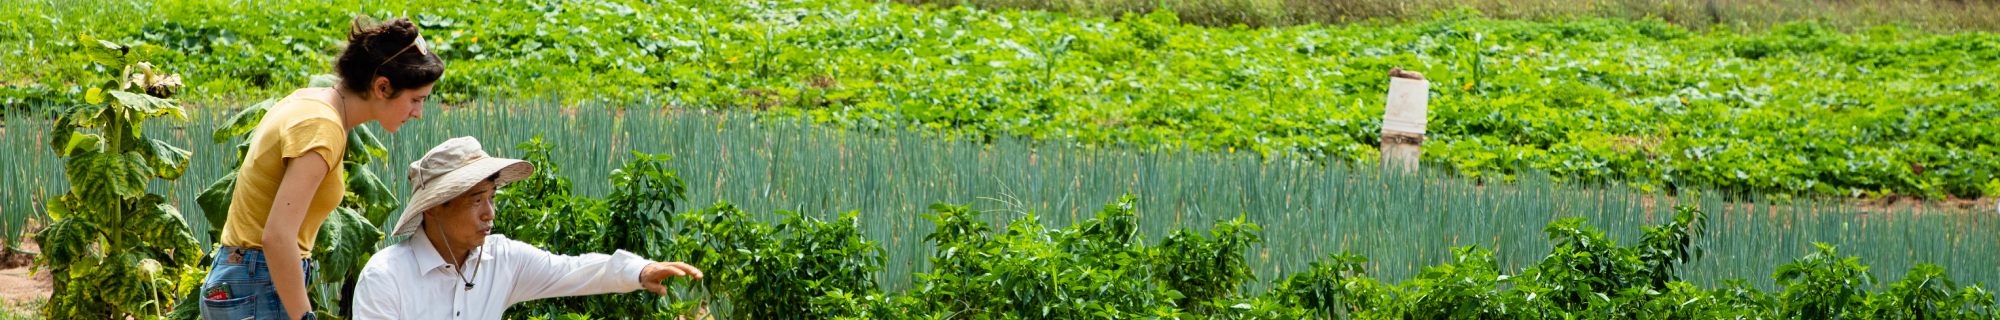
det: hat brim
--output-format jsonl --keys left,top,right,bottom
{"left": 389, "top": 157, "right": 534, "bottom": 236}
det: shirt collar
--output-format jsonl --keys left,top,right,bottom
{"left": 407, "top": 229, "right": 495, "bottom": 275}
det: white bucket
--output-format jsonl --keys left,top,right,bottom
{"left": 1382, "top": 77, "right": 1430, "bottom": 135}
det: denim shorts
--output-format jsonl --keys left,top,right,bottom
{"left": 198, "top": 247, "right": 315, "bottom": 320}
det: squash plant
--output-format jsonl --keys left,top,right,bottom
{"left": 170, "top": 74, "right": 396, "bottom": 320}
{"left": 33, "top": 35, "right": 204, "bottom": 319}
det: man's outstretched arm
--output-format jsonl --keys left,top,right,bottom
{"left": 501, "top": 238, "right": 702, "bottom": 304}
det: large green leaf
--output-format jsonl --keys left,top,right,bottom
{"left": 58, "top": 132, "right": 103, "bottom": 157}
{"left": 43, "top": 194, "right": 77, "bottom": 221}
{"left": 49, "top": 114, "right": 78, "bottom": 156}
{"left": 196, "top": 172, "right": 238, "bottom": 242}
{"left": 212, "top": 98, "right": 275, "bottom": 143}
{"left": 84, "top": 87, "right": 106, "bottom": 105}
{"left": 98, "top": 252, "right": 158, "bottom": 316}
{"left": 66, "top": 151, "right": 150, "bottom": 201}
{"left": 107, "top": 90, "right": 185, "bottom": 121}
{"left": 105, "top": 90, "right": 183, "bottom": 142}
{"left": 143, "top": 138, "right": 192, "bottom": 180}
{"left": 133, "top": 194, "right": 202, "bottom": 268}
{"left": 345, "top": 164, "right": 399, "bottom": 226}
{"left": 233, "top": 140, "right": 253, "bottom": 163}
{"left": 345, "top": 126, "right": 387, "bottom": 164}
{"left": 42, "top": 255, "right": 114, "bottom": 319}
{"left": 78, "top": 34, "right": 127, "bottom": 69}
{"left": 312, "top": 207, "right": 381, "bottom": 287}
{"left": 33, "top": 218, "right": 99, "bottom": 270}
{"left": 60, "top": 100, "right": 109, "bottom": 129}
{"left": 164, "top": 288, "right": 203, "bottom": 320}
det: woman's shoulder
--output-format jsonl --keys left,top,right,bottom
{"left": 276, "top": 88, "right": 338, "bottom": 109}
{"left": 268, "top": 88, "right": 342, "bottom": 125}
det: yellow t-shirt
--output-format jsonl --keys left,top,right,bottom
{"left": 219, "top": 91, "right": 347, "bottom": 258}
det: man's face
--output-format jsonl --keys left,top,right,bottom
{"left": 426, "top": 179, "right": 496, "bottom": 250}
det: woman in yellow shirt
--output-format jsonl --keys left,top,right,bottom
{"left": 200, "top": 17, "right": 442, "bottom": 320}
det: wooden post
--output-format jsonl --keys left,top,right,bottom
{"left": 1382, "top": 68, "right": 1429, "bottom": 173}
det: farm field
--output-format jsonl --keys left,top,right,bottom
{"left": 0, "top": 0, "right": 1997, "bottom": 319}
{"left": 5, "top": 0, "right": 1998, "bottom": 199}
{"left": 5, "top": 104, "right": 1997, "bottom": 318}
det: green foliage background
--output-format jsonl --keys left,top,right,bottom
{"left": 3, "top": 0, "right": 1996, "bottom": 199}
{"left": 1, "top": 0, "right": 1996, "bottom": 318}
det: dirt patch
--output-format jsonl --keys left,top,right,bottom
{"left": 0, "top": 249, "right": 29, "bottom": 271}
{"left": 0, "top": 267, "right": 48, "bottom": 316}
{"left": 1853, "top": 196, "right": 1996, "bottom": 215}
{"left": 0, "top": 227, "right": 45, "bottom": 317}
{"left": 0, "top": 221, "right": 38, "bottom": 271}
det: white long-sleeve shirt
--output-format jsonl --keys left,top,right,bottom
{"left": 353, "top": 230, "right": 654, "bottom": 319}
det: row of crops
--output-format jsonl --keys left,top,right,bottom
{"left": 3, "top": 0, "right": 1997, "bottom": 318}
{"left": 5, "top": 0, "right": 1998, "bottom": 199}
{"left": 3, "top": 43, "right": 1995, "bottom": 315}
{"left": 5, "top": 102, "right": 1993, "bottom": 299}
{"left": 497, "top": 154, "right": 1999, "bottom": 318}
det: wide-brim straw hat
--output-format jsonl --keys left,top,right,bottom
{"left": 389, "top": 136, "right": 533, "bottom": 236}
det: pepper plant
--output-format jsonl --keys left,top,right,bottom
{"left": 497, "top": 138, "right": 694, "bottom": 319}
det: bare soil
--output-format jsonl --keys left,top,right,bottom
{"left": 0, "top": 231, "right": 46, "bottom": 317}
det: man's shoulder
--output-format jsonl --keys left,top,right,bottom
{"left": 483, "top": 234, "right": 535, "bottom": 257}
{"left": 485, "top": 233, "right": 519, "bottom": 244}
{"left": 359, "top": 240, "right": 419, "bottom": 275}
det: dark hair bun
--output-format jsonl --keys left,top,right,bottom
{"left": 348, "top": 16, "right": 422, "bottom": 54}
{"left": 335, "top": 16, "right": 444, "bottom": 98}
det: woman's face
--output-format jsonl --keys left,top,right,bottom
{"left": 375, "top": 78, "right": 432, "bottom": 133}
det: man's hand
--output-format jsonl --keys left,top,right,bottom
{"left": 639, "top": 261, "right": 704, "bottom": 295}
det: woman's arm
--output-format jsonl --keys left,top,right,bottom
{"left": 265, "top": 152, "right": 329, "bottom": 320}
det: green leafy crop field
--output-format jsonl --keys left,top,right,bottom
{"left": 1, "top": 0, "right": 1997, "bottom": 318}
{"left": 4, "top": 0, "right": 1997, "bottom": 199}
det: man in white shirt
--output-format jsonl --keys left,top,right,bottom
{"left": 354, "top": 137, "right": 703, "bottom": 319}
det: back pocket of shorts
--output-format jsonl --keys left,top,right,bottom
{"left": 198, "top": 285, "right": 258, "bottom": 320}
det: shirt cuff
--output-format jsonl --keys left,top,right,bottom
{"left": 611, "top": 250, "right": 654, "bottom": 288}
